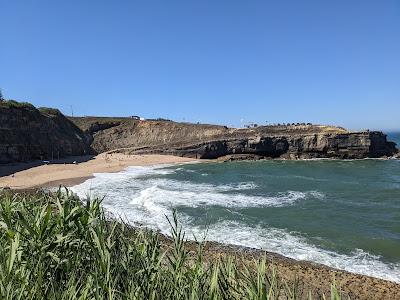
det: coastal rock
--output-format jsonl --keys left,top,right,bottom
{"left": 217, "top": 154, "right": 267, "bottom": 162}
{"left": 70, "top": 117, "right": 398, "bottom": 160}
{"left": 1, "top": 101, "right": 395, "bottom": 164}
{"left": 0, "top": 102, "right": 92, "bottom": 164}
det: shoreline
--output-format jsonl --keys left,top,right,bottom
{"left": 0, "top": 153, "right": 199, "bottom": 190}
{"left": 1, "top": 153, "right": 398, "bottom": 190}
{"left": 216, "top": 153, "right": 399, "bottom": 162}
{"left": 156, "top": 231, "right": 400, "bottom": 300}
{"left": 1, "top": 156, "right": 399, "bottom": 298}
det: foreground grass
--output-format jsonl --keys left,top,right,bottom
{"left": 0, "top": 189, "right": 347, "bottom": 299}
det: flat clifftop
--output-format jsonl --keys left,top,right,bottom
{"left": 70, "top": 116, "right": 349, "bottom": 136}
{"left": 0, "top": 101, "right": 92, "bottom": 164}
{"left": 70, "top": 117, "right": 397, "bottom": 159}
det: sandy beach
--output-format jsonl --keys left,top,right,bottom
{"left": 1, "top": 155, "right": 400, "bottom": 299}
{"left": 0, "top": 153, "right": 198, "bottom": 190}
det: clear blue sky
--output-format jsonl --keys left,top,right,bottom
{"left": 1, "top": 0, "right": 399, "bottom": 131}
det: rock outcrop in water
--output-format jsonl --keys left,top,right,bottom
{"left": 0, "top": 101, "right": 92, "bottom": 164}
{"left": 70, "top": 117, "right": 398, "bottom": 160}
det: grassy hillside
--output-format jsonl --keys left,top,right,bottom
{"left": 0, "top": 189, "right": 348, "bottom": 299}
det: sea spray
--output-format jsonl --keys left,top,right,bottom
{"left": 71, "top": 159, "right": 400, "bottom": 283}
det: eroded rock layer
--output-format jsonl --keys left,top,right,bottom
{"left": 0, "top": 102, "right": 92, "bottom": 164}
{"left": 70, "top": 117, "right": 398, "bottom": 160}
{"left": 1, "top": 100, "right": 396, "bottom": 164}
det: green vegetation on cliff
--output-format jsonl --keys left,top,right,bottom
{"left": 0, "top": 100, "right": 62, "bottom": 116}
{"left": 38, "top": 107, "right": 63, "bottom": 116}
{"left": 0, "top": 99, "right": 36, "bottom": 110}
{"left": 0, "top": 189, "right": 347, "bottom": 299}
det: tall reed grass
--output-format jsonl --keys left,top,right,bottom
{"left": 0, "top": 189, "right": 347, "bottom": 299}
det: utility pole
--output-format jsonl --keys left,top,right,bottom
{"left": 70, "top": 105, "right": 74, "bottom": 117}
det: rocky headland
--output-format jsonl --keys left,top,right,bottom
{"left": 0, "top": 100, "right": 398, "bottom": 164}
{"left": 70, "top": 116, "right": 398, "bottom": 160}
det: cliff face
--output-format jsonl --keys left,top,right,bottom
{"left": 70, "top": 117, "right": 398, "bottom": 160}
{"left": 1, "top": 100, "right": 395, "bottom": 165}
{"left": 0, "top": 101, "right": 92, "bottom": 164}
{"left": 162, "top": 131, "right": 397, "bottom": 159}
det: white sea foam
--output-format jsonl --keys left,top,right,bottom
{"left": 70, "top": 164, "right": 400, "bottom": 284}
{"left": 130, "top": 186, "right": 311, "bottom": 209}
{"left": 145, "top": 179, "right": 259, "bottom": 193}
{"left": 188, "top": 221, "right": 400, "bottom": 283}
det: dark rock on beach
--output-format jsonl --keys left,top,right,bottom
{"left": 217, "top": 154, "right": 267, "bottom": 161}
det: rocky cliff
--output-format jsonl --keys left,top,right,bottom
{"left": 0, "top": 101, "right": 92, "bottom": 164}
{"left": 70, "top": 117, "right": 398, "bottom": 160}
{"left": 1, "top": 100, "right": 395, "bottom": 164}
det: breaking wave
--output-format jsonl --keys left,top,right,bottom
{"left": 70, "top": 164, "right": 400, "bottom": 283}
{"left": 190, "top": 221, "right": 400, "bottom": 283}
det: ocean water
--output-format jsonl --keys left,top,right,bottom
{"left": 387, "top": 131, "right": 400, "bottom": 148}
{"left": 71, "top": 145, "right": 400, "bottom": 283}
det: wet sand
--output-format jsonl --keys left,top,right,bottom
{"left": 0, "top": 153, "right": 198, "bottom": 189}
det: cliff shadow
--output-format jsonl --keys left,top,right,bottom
{"left": 0, "top": 155, "right": 95, "bottom": 177}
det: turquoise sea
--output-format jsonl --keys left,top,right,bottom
{"left": 71, "top": 132, "right": 400, "bottom": 283}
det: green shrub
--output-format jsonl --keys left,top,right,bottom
{"left": 0, "top": 99, "right": 36, "bottom": 110}
{"left": 38, "top": 107, "right": 62, "bottom": 116}
{"left": 0, "top": 189, "right": 348, "bottom": 299}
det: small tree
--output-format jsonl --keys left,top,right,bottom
{"left": 0, "top": 89, "right": 4, "bottom": 101}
